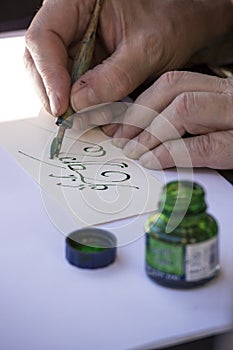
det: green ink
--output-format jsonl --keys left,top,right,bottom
{"left": 145, "top": 181, "right": 219, "bottom": 288}
{"left": 18, "top": 141, "right": 139, "bottom": 191}
{"left": 18, "top": 150, "right": 65, "bottom": 169}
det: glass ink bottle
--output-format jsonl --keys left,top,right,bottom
{"left": 145, "top": 181, "right": 219, "bottom": 288}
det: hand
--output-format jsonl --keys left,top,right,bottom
{"left": 24, "top": 0, "right": 233, "bottom": 122}
{"left": 110, "top": 71, "right": 233, "bottom": 169}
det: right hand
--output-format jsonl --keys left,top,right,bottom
{"left": 24, "top": 0, "right": 233, "bottom": 125}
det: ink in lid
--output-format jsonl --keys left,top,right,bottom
{"left": 66, "top": 228, "right": 117, "bottom": 269}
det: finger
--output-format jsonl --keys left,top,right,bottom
{"left": 112, "top": 71, "right": 229, "bottom": 146}
{"left": 101, "top": 123, "right": 120, "bottom": 137}
{"left": 72, "top": 101, "right": 127, "bottom": 131}
{"left": 122, "top": 91, "right": 233, "bottom": 159}
{"left": 139, "top": 131, "right": 233, "bottom": 169}
{"left": 25, "top": 0, "right": 95, "bottom": 116}
{"left": 122, "top": 114, "right": 177, "bottom": 160}
{"left": 112, "top": 104, "right": 158, "bottom": 148}
{"left": 70, "top": 41, "right": 154, "bottom": 111}
{"left": 24, "top": 48, "right": 50, "bottom": 112}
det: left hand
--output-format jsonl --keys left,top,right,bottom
{"left": 106, "top": 71, "right": 233, "bottom": 169}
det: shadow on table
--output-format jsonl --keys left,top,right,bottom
{"left": 151, "top": 331, "right": 233, "bottom": 350}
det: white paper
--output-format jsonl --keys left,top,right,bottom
{"left": 0, "top": 109, "right": 162, "bottom": 227}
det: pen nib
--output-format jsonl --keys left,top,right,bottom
{"left": 50, "top": 136, "right": 59, "bottom": 159}
{"left": 50, "top": 124, "right": 66, "bottom": 159}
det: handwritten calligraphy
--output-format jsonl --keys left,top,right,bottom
{"left": 18, "top": 139, "right": 139, "bottom": 191}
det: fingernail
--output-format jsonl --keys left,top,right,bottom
{"left": 113, "top": 126, "right": 122, "bottom": 139}
{"left": 139, "top": 152, "right": 151, "bottom": 168}
{"left": 112, "top": 138, "right": 128, "bottom": 148}
{"left": 123, "top": 141, "right": 138, "bottom": 159}
{"left": 71, "top": 86, "right": 98, "bottom": 111}
{"left": 124, "top": 139, "right": 152, "bottom": 159}
{"left": 111, "top": 127, "right": 126, "bottom": 148}
{"left": 49, "top": 92, "right": 61, "bottom": 116}
{"left": 139, "top": 151, "right": 162, "bottom": 170}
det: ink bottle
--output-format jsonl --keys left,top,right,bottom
{"left": 145, "top": 181, "right": 219, "bottom": 288}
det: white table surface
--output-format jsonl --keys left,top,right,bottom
{"left": 0, "top": 32, "right": 233, "bottom": 350}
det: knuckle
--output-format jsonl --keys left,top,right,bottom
{"left": 191, "top": 134, "right": 213, "bottom": 162}
{"left": 156, "top": 142, "right": 174, "bottom": 168}
{"left": 25, "top": 29, "right": 38, "bottom": 51}
{"left": 157, "top": 71, "right": 186, "bottom": 89}
{"left": 193, "top": 133, "right": 233, "bottom": 168}
{"left": 215, "top": 76, "right": 227, "bottom": 90}
{"left": 141, "top": 31, "right": 164, "bottom": 67}
{"left": 100, "top": 61, "right": 133, "bottom": 100}
{"left": 174, "top": 92, "right": 195, "bottom": 120}
{"left": 222, "top": 77, "right": 233, "bottom": 96}
{"left": 137, "top": 130, "right": 154, "bottom": 149}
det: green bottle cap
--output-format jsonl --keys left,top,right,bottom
{"left": 66, "top": 228, "right": 117, "bottom": 269}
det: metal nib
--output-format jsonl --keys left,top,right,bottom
{"left": 50, "top": 114, "right": 75, "bottom": 159}
{"left": 50, "top": 125, "right": 66, "bottom": 159}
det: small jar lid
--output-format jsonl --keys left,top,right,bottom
{"left": 65, "top": 228, "right": 117, "bottom": 269}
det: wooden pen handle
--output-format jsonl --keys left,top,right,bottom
{"left": 71, "top": 0, "right": 103, "bottom": 83}
{"left": 57, "top": 0, "right": 103, "bottom": 124}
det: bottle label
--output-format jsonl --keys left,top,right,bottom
{"left": 185, "top": 237, "right": 218, "bottom": 281}
{"left": 146, "top": 236, "right": 218, "bottom": 283}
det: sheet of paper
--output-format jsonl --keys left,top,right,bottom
{"left": 0, "top": 109, "right": 162, "bottom": 228}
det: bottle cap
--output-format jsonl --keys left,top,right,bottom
{"left": 65, "top": 228, "right": 117, "bottom": 269}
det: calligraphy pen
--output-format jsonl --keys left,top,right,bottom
{"left": 50, "top": 0, "right": 103, "bottom": 159}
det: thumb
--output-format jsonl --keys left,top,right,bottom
{"left": 70, "top": 45, "right": 147, "bottom": 111}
